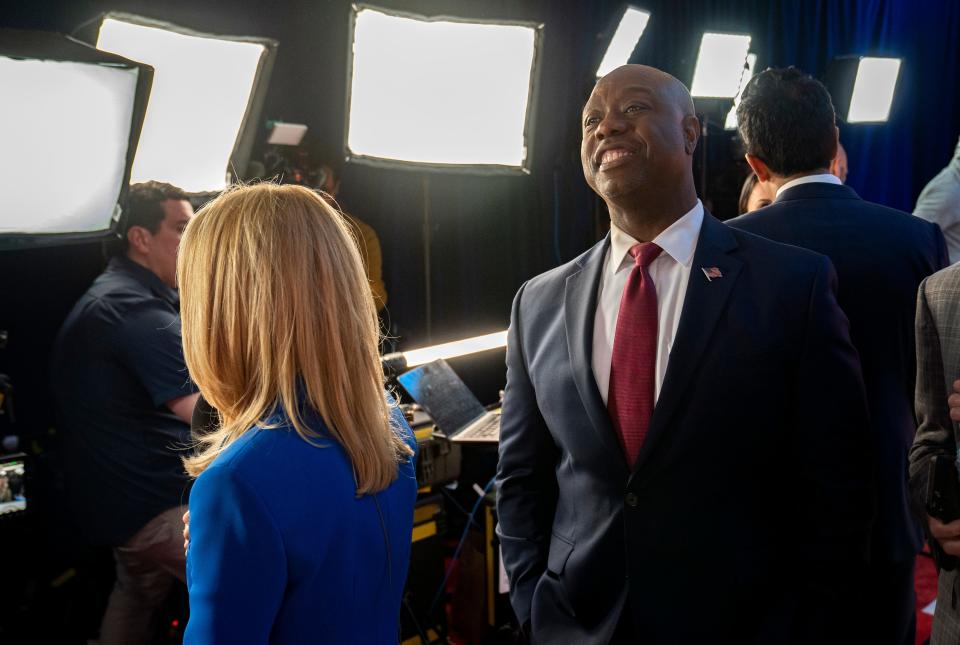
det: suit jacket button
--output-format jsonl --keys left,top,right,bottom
{"left": 625, "top": 492, "right": 638, "bottom": 507}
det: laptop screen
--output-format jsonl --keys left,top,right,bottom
{"left": 397, "top": 359, "right": 487, "bottom": 434}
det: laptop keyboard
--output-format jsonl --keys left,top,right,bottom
{"left": 458, "top": 414, "right": 500, "bottom": 440}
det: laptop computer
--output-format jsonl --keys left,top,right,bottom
{"left": 396, "top": 359, "right": 500, "bottom": 443}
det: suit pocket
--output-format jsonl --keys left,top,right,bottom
{"left": 546, "top": 532, "right": 574, "bottom": 578}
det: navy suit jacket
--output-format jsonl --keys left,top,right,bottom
{"left": 728, "top": 182, "right": 948, "bottom": 563}
{"left": 496, "top": 212, "right": 874, "bottom": 644}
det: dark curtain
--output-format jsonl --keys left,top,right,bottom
{"left": 351, "top": 0, "right": 960, "bottom": 349}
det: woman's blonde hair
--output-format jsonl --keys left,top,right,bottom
{"left": 177, "top": 183, "right": 410, "bottom": 493}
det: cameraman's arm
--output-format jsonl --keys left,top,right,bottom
{"left": 167, "top": 393, "right": 200, "bottom": 425}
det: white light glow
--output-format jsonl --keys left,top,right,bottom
{"left": 347, "top": 8, "right": 537, "bottom": 167}
{"left": 596, "top": 7, "right": 651, "bottom": 78}
{"left": 725, "top": 53, "right": 757, "bottom": 130}
{"left": 0, "top": 57, "right": 138, "bottom": 234}
{"left": 267, "top": 122, "right": 308, "bottom": 146}
{"left": 97, "top": 17, "right": 266, "bottom": 192}
{"left": 690, "top": 32, "right": 752, "bottom": 98}
{"left": 848, "top": 57, "right": 901, "bottom": 123}
{"left": 402, "top": 331, "right": 508, "bottom": 368}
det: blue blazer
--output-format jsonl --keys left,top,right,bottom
{"left": 728, "top": 182, "right": 949, "bottom": 562}
{"left": 184, "top": 403, "right": 417, "bottom": 645}
{"left": 496, "top": 212, "right": 874, "bottom": 644}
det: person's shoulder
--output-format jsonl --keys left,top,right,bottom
{"left": 344, "top": 213, "right": 378, "bottom": 240}
{"left": 725, "top": 206, "right": 774, "bottom": 231}
{"left": 726, "top": 221, "right": 826, "bottom": 265}
{"left": 924, "top": 263, "right": 960, "bottom": 297}
{"left": 520, "top": 238, "right": 607, "bottom": 296}
{"left": 211, "top": 418, "right": 352, "bottom": 487}
{"left": 81, "top": 269, "right": 171, "bottom": 321}
{"left": 852, "top": 199, "right": 939, "bottom": 231}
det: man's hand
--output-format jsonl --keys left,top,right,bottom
{"left": 183, "top": 510, "right": 190, "bottom": 555}
{"left": 929, "top": 515, "right": 960, "bottom": 556}
{"left": 948, "top": 380, "right": 960, "bottom": 421}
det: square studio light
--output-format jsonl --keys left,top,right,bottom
{"left": 690, "top": 32, "right": 752, "bottom": 98}
{"left": 596, "top": 6, "right": 651, "bottom": 78}
{"left": 96, "top": 13, "right": 277, "bottom": 192}
{"left": 848, "top": 57, "right": 901, "bottom": 123}
{"left": 825, "top": 56, "right": 902, "bottom": 124}
{"left": 0, "top": 29, "right": 151, "bottom": 245}
{"left": 345, "top": 5, "right": 543, "bottom": 172}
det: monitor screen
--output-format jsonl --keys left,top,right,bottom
{"left": 0, "top": 458, "right": 26, "bottom": 517}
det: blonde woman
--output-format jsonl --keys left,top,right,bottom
{"left": 178, "top": 184, "right": 417, "bottom": 644}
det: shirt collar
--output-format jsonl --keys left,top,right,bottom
{"left": 609, "top": 199, "right": 704, "bottom": 275}
{"left": 108, "top": 256, "right": 180, "bottom": 308}
{"left": 775, "top": 173, "right": 842, "bottom": 200}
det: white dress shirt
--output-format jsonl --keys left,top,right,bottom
{"left": 775, "top": 172, "right": 842, "bottom": 200}
{"left": 592, "top": 200, "right": 704, "bottom": 404}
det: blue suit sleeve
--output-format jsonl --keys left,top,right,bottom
{"left": 184, "top": 464, "right": 286, "bottom": 644}
{"left": 495, "top": 282, "right": 559, "bottom": 628}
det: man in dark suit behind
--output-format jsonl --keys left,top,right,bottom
{"left": 727, "top": 66, "right": 948, "bottom": 645}
{"left": 496, "top": 64, "right": 874, "bottom": 644}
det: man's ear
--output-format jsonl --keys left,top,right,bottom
{"left": 127, "top": 226, "right": 151, "bottom": 255}
{"left": 745, "top": 154, "right": 773, "bottom": 183}
{"left": 828, "top": 155, "right": 841, "bottom": 177}
{"left": 682, "top": 115, "right": 700, "bottom": 155}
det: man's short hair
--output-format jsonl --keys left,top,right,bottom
{"left": 736, "top": 66, "right": 838, "bottom": 177}
{"left": 117, "top": 181, "right": 189, "bottom": 253}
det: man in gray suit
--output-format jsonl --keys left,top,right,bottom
{"left": 910, "top": 264, "right": 960, "bottom": 643}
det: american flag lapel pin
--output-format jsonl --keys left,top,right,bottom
{"left": 701, "top": 266, "right": 723, "bottom": 281}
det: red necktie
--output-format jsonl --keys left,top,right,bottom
{"left": 607, "top": 242, "right": 662, "bottom": 467}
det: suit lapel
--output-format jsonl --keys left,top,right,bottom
{"left": 564, "top": 236, "right": 630, "bottom": 475}
{"left": 632, "top": 214, "right": 743, "bottom": 475}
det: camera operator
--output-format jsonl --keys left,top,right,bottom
{"left": 51, "top": 181, "right": 199, "bottom": 645}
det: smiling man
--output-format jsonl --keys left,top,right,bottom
{"left": 495, "top": 64, "right": 875, "bottom": 644}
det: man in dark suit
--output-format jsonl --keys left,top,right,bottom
{"left": 727, "top": 66, "right": 948, "bottom": 645}
{"left": 495, "top": 64, "right": 874, "bottom": 644}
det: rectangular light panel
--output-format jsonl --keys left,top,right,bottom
{"left": 347, "top": 7, "right": 538, "bottom": 168}
{"left": 97, "top": 17, "right": 267, "bottom": 192}
{"left": 847, "top": 57, "right": 901, "bottom": 123}
{"left": 596, "top": 7, "right": 651, "bottom": 78}
{"left": 690, "top": 32, "right": 752, "bottom": 98}
{"left": 0, "top": 57, "right": 138, "bottom": 234}
{"left": 402, "top": 330, "right": 508, "bottom": 367}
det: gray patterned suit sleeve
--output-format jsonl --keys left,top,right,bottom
{"left": 908, "top": 269, "right": 960, "bottom": 645}
{"left": 908, "top": 276, "right": 954, "bottom": 509}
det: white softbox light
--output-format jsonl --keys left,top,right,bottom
{"left": 596, "top": 7, "right": 651, "bottom": 78}
{"left": 96, "top": 14, "right": 276, "bottom": 192}
{"left": 0, "top": 29, "right": 150, "bottom": 243}
{"left": 848, "top": 57, "right": 901, "bottom": 123}
{"left": 345, "top": 6, "right": 542, "bottom": 172}
{"left": 690, "top": 32, "right": 752, "bottom": 99}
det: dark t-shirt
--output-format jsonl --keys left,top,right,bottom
{"left": 52, "top": 256, "right": 197, "bottom": 545}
